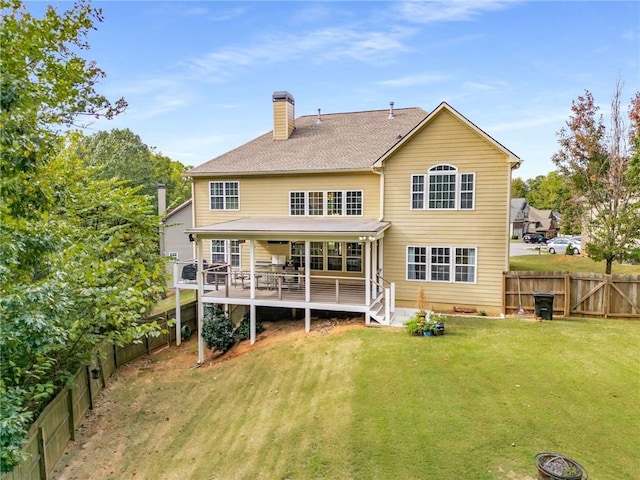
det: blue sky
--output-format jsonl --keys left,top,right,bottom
{"left": 30, "top": 1, "right": 639, "bottom": 180}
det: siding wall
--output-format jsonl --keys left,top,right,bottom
{"left": 382, "top": 109, "right": 512, "bottom": 313}
{"left": 164, "top": 204, "right": 194, "bottom": 261}
{"left": 193, "top": 172, "right": 380, "bottom": 267}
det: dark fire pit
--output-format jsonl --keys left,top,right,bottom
{"left": 534, "top": 452, "right": 588, "bottom": 480}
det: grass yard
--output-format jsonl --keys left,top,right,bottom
{"left": 51, "top": 316, "right": 639, "bottom": 480}
{"left": 510, "top": 254, "right": 640, "bottom": 274}
{"left": 150, "top": 289, "right": 196, "bottom": 315}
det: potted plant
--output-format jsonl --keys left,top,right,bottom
{"left": 422, "top": 310, "right": 445, "bottom": 336}
{"left": 405, "top": 316, "right": 428, "bottom": 336}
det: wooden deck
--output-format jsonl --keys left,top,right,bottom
{"left": 177, "top": 271, "right": 369, "bottom": 311}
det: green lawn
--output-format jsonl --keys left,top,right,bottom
{"left": 150, "top": 289, "right": 196, "bottom": 315}
{"left": 54, "top": 317, "right": 640, "bottom": 479}
{"left": 510, "top": 254, "right": 640, "bottom": 274}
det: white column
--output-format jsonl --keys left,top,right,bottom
{"left": 250, "top": 304, "right": 256, "bottom": 345}
{"left": 175, "top": 286, "right": 181, "bottom": 347}
{"left": 250, "top": 240, "right": 256, "bottom": 299}
{"left": 372, "top": 239, "right": 378, "bottom": 299}
{"left": 304, "top": 240, "right": 311, "bottom": 303}
{"left": 249, "top": 240, "right": 256, "bottom": 345}
{"left": 305, "top": 308, "right": 311, "bottom": 333}
{"left": 378, "top": 238, "right": 384, "bottom": 279}
{"left": 365, "top": 240, "right": 371, "bottom": 307}
{"left": 197, "top": 240, "right": 205, "bottom": 364}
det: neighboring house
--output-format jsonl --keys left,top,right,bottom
{"left": 161, "top": 199, "right": 194, "bottom": 283}
{"left": 181, "top": 91, "right": 521, "bottom": 362}
{"left": 510, "top": 198, "right": 529, "bottom": 238}
{"left": 526, "top": 207, "right": 560, "bottom": 238}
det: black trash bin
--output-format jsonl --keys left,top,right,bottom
{"left": 533, "top": 292, "right": 554, "bottom": 320}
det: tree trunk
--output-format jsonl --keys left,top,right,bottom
{"left": 606, "top": 258, "right": 614, "bottom": 275}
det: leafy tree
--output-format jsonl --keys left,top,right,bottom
{"left": 0, "top": 1, "right": 165, "bottom": 472}
{"left": 526, "top": 171, "right": 570, "bottom": 212}
{"left": 552, "top": 83, "right": 640, "bottom": 273}
{"left": 79, "top": 128, "right": 192, "bottom": 208}
{"left": 511, "top": 177, "right": 528, "bottom": 199}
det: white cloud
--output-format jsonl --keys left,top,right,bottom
{"left": 487, "top": 110, "right": 569, "bottom": 132}
{"left": 375, "top": 73, "right": 451, "bottom": 87}
{"left": 184, "top": 26, "right": 414, "bottom": 78}
{"left": 394, "top": 0, "right": 518, "bottom": 23}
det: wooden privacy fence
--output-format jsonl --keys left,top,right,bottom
{"left": 2, "top": 302, "right": 197, "bottom": 480}
{"left": 503, "top": 271, "right": 640, "bottom": 319}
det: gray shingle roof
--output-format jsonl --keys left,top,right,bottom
{"left": 187, "top": 107, "right": 428, "bottom": 176}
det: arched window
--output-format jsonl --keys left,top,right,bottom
{"left": 410, "top": 164, "right": 475, "bottom": 210}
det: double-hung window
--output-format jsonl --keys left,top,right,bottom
{"left": 346, "top": 191, "right": 362, "bottom": 215}
{"left": 406, "top": 246, "right": 476, "bottom": 283}
{"left": 210, "top": 181, "right": 239, "bottom": 210}
{"left": 290, "top": 192, "right": 306, "bottom": 216}
{"left": 407, "top": 246, "right": 427, "bottom": 280}
{"left": 308, "top": 192, "right": 324, "bottom": 216}
{"left": 411, "top": 165, "right": 475, "bottom": 210}
{"left": 210, "top": 240, "right": 241, "bottom": 267}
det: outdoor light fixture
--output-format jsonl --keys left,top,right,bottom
{"left": 90, "top": 368, "right": 100, "bottom": 380}
{"left": 188, "top": 233, "right": 195, "bottom": 242}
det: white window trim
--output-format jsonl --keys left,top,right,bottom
{"left": 209, "top": 181, "right": 240, "bottom": 211}
{"left": 405, "top": 245, "right": 477, "bottom": 284}
{"left": 210, "top": 239, "right": 241, "bottom": 268}
{"left": 406, "top": 245, "right": 427, "bottom": 281}
{"left": 409, "top": 165, "right": 476, "bottom": 211}
{"left": 288, "top": 190, "right": 364, "bottom": 217}
{"left": 459, "top": 173, "right": 476, "bottom": 210}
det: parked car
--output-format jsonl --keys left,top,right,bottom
{"left": 546, "top": 237, "right": 581, "bottom": 255}
{"left": 523, "top": 233, "right": 547, "bottom": 244}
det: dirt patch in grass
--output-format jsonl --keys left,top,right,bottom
{"left": 51, "top": 317, "right": 364, "bottom": 480}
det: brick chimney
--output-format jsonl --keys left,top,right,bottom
{"left": 272, "top": 91, "right": 295, "bottom": 140}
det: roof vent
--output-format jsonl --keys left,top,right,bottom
{"left": 317, "top": 108, "right": 322, "bottom": 124}
{"left": 388, "top": 101, "right": 395, "bottom": 119}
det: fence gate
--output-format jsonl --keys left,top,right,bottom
{"left": 504, "top": 271, "right": 640, "bottom": 319}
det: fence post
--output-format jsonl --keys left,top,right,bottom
{"left": 604, "top": 275, "right": 611, "bottom": 318}
{"left": 86, "top": 366, "right": 94, "bottom": 410}
{"left": 96, "top": 355, "right": 106, "bottom": 388}
{"left": 37, "top": 425, "right": 48, "bottom": 480}
{"left": 67, "top": 389, "right": 75, "bottom": 441}
{"left": 564, "top": 273, "right": 571, "bottom": 317}
{"left": 113, "top": 344, "right": 118, "bottom": 368}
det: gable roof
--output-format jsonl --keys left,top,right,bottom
{"left": 187, "top": 107, "right": 428, "bottom": 176}
{"left": 374, "top": 102, "right": 521, "bottom": 169}
{"left": 164, "top": 199, "right": 192, "bottom": 220}
{"left": 187, "top": 101, "right": 522, "bottom": 177}
{"left": 510, "top": 198, "right": 527, "bottom": 222}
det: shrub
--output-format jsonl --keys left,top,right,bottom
{"left": 201, "top": 306, "right": 235, "bottom": 353}
{"left": 233, "top": 314, "right": 265, "bottom": 341}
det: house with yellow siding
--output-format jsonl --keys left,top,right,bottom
{"left": 179, "top": 91, "right": 521, "bottom": 363}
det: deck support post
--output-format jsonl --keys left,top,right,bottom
{"left": 175, "top": 286, "right": 181, "bottom": 346}
{"left": 305, "top": 308, "right": 311, "bottom": 333}
{"left": 250, "top": 304, "right": 256, "bottom": 345}
{"left": 197, "top": 239, "right": 205, "bottom": 364}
